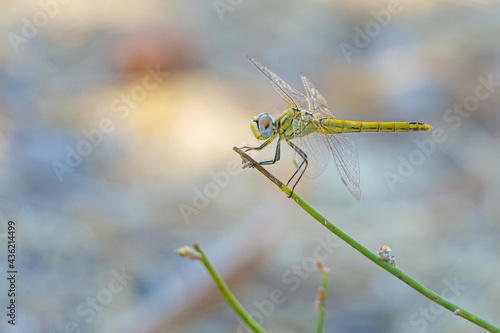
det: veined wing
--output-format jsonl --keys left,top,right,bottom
{"left": 248, "top": 57, "right": 308, "bottom": 110}
{"left": 323, "top": 132, "right": 361, "bottom": 200}
{"left": 301, "top": 74, "right": 336, "bottom": 120}
{"left": 292, "top": 122, "right": 360, "bottom": 199}
{"left": 292, "top": 75, "right": 360, "bottom": 199}
{"left": 293, "top": 132, "right": 330, "bottom": 179}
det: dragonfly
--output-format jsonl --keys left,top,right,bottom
{"left": 239, "top": 57, "right": 432, "bottom": 199}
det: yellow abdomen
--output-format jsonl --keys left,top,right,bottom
{"left": 320, "top": 119, "right": 432, "bottom": 133}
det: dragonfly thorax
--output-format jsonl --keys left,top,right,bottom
{"left": 250, "top": 113, "right": 276, "bottom": 140}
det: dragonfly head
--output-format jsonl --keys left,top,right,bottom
{"left": 250, "top": 113, "right": 275, "bottom": 140}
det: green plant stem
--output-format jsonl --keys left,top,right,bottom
{"left": 316, "top": 270, "right": 329, "bottom": 333}
{"left": 194, "top": 244, "right": 268, "bottom": 333}
{"left": 234, "top": 147, "right": 500, "bottom": 333}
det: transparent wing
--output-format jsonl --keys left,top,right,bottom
{"left": 293, "top": 132, "right": 330, "bottom": 179}
{"left": 248, "top": 57, "right": 309, "bottom": 110}
{"left": 291, "top": 115, "right": 360, "bottom": 199}
{"left": 324, "top": 133, "right": 361, "bottom": 200}
{"left": 301, "top": 74, "right": 336, "bottom": 119}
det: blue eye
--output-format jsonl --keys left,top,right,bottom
{"left": 258, "top": 115, "right": 273, "bottom": 138}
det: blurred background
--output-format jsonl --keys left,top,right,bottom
{"left": 0, "top": 1, "right": 499, "bottom": 332}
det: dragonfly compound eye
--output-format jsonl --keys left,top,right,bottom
{"left": 258, "top": 115, "right": 273, "bottom": 139}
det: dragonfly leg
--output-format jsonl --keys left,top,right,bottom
{"left": 237, "top": 135, "right": 282, "bottom": 167}
{"left": 254, "top": 137, "right": 281, "bottom": 166}
{"left": 285, "top": 140, "right": 308, "bottom": 197}
{"left": 239, "top": 133, "right": 277, "bottom": 152}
